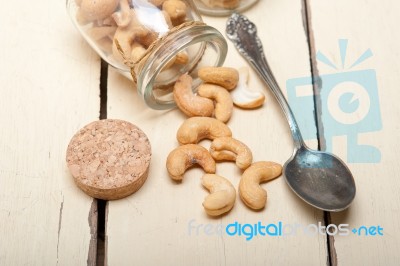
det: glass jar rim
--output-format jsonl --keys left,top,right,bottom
{"left": 137, "top": 24, "right": 227, "bottom": 110}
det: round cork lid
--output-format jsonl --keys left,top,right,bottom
{"left": 66, "top": 119, "right": 151, "bottom": 200}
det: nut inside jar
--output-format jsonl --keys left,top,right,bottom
{"left": 73, "top": 0, "right": 201, "bottom": 70}
{"left": 68, "top": 0, "right": 227, "bottom": 109}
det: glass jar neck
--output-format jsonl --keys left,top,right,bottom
{"left": 136, "top": 24, "right": 227, "bottom": 110}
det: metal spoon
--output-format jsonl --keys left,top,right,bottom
{"left": 226, "top": 13, "right": 356, "bottom": 211}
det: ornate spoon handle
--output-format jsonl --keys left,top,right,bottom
{"left": 226, "top": 13, "right": 304, "bottom": 149}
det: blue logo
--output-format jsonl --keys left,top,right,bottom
{"left": 287, "top": 39, "right": 382, "bottom": 163}
{"left": 187, "top": 219, "right": 384, "bottom": 241}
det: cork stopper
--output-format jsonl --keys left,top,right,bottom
{"left": 66, "top": 119, "right": 151, "bottom": 200}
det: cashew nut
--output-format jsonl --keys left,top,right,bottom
{"left": 80, "top": 0, "right": 120, "bottom": 22}
{"left": 149, "top": 0, "right": 168, "bottom": 7}
{"left": 173, "top": 74, "right": 214, "bottom": 117}
{"left": 87, "top": 26, "right": 116, "bottom": 41}
{"left": 197, "top": 83, "right": 233, "bottom": 123}
{"left": 198, "top": 67, "right": 239, "bottom": 91}
{"left": 112, "top": 11, "right": 149, "bottom": 62}
{"left": 210, "top": 137, "right": 252, "bottom": 170}
{"left": 111, "top": 0, "right": 132, "bottom": 27}
{"left": 177, "top": 117, "right": 232, "bottom": 145}
{"left": 175, "top": 51, "right": 189, "bottom": 65}
{"left": 162, "top": 0, "right": 187, "bottom": 26}
{"left": 231, "top": 67, "right": 265, "bottom": 109}
{"left": 102, "top": 16, "right": 118, "bottom": 26}
{"left": 239, "top": 161, "right": 282, "bottom": 210}
{"left": 136, "top": 29, "right": 158, "bottom": 47}
{"left": 130, "top": 42, "right": 147, "bottom": 63}
{"left": 166, "top": 144, "right": 216, "bottom": 181}
{"left": 162, "top": 51, "right": 188, "bottom": 71}
{"left": 76, "top": 8, "right": 91, "bottom": 25}
{"left": 200, "top": 0, "right": 240, "bottom": 9}
{"left": 202, "top": 174, "right": 236, "bottom": 216}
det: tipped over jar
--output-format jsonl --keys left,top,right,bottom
{"left": 67, "top": 0, "right": 227, "bottom": 109}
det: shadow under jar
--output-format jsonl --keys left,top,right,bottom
{"left": 193, "top": 0, "right": 259, "bottom": 16}
{"left": 67, "top": 0, "right": 227, "bottom": 109}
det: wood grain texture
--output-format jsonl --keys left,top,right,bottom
{"left": 0, "top": 1, "right": 101, "bottom": 265}
{"left": 105, "top": 0, "right": 327, "bottom": 265}
{"left": 308, "top": 0, "right": 400, "bottom": 264}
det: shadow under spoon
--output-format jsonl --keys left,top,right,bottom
{"left": 226, "top": 13, "right": 356, "bottom": 211}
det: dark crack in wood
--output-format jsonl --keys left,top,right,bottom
{"left": 100, "top": 59, "right": 108, "bottom": 120}
{"left": 87, "top": 199, "right": 98, "bottom": 266}
{"left": 96, "top": 200, "right": 107, "bottom": 266}
{"left": 97, "top": 59, "right": 108, "bottom": 266}
{"left": 301, "top": 1, "right": 337, "bottom": 265}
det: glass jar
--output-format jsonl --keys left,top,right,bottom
{"left": 67, "top": 0, "right": 227, "bottom": 109}
{"left": 193, "top": 0, "right": 259, "bottom": 16}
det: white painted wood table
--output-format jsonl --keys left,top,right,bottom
{"left": 1, "top": 1, "right": 399, "bottom": 265}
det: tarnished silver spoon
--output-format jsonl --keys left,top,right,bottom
{"left": 226, "top": 13, "right": 356, "bottom": 211}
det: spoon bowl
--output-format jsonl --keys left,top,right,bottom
{"left": 226, "top": 13, "right": 356, "bottom": 211}
{"left": 284, "top": 146, "right": 355, "bottom": 211}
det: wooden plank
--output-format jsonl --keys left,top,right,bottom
{"left": 307, "top": 0, "right": 400, "bottom": 264}
{"left": 0, "top": 1, "right": 101, "bottom": 265}
{"left": 105, "top": 1, "right": 329, "bottom": 265}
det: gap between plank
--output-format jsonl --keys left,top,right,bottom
{"left": 301, "top": 1, "right": 337, "bottom": 265}
{"left": 100, "top": 59, "right": 108, "bottom": 120}
{"left": 96, "top": 200, "right": 107, "bottom": 266}
{"left": 97, "top": 59, "right": 109, "bottom": 266}
{"left": 88, "top": 199, "right": 98, "bottom": 266}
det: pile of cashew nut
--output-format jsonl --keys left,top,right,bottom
{"left": 75, "top": 0, "right": 189, "bottom": 66}
{"left": 166, "top": 66, "right": 282, "bottom": 216}
{"left": 173, "top": 66, "right": 266, "bottom": 120}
